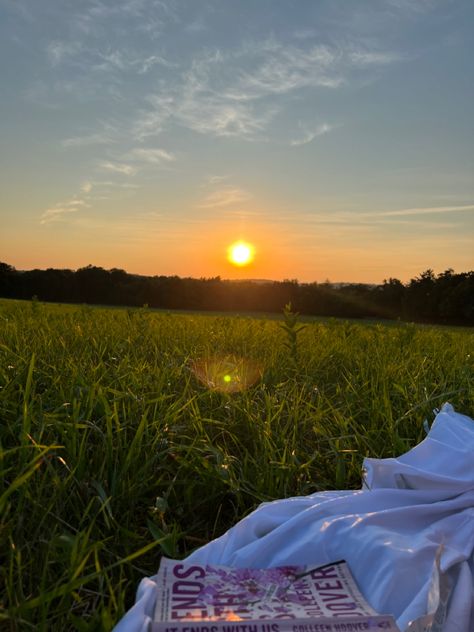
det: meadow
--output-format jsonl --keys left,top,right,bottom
{"left": 0, "top": 298, "right": 473, "bottom": 630}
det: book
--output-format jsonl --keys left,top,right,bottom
{"left": 151, "top": 558, "right": 400, "bottom": 632}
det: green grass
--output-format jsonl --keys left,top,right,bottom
{"left": 0, "top": 298, "right": 473, "bottom": 630}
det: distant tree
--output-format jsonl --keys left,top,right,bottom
{"left": 436, "top": 270, "right": 474, "bottom": 324}
{"left": 74, "top": 265, "right": 111, "bottom": 304}
{"left": 0, "top": 262, "right": 17, "bottom": 298}
{"left": 376, "top": 278, "right": 405, "bottom": 319}
{"left": 0, "top": 262, "right": 472, "bottom": 325}
{"left": 405, "top": 269, "right": 437, "bottom": 321}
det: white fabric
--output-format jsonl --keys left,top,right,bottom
{"left": 113, "top": 403, "right": 474, "bottom": 632}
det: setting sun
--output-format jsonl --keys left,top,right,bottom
{"left": 227, "top": 241, "right": 254, "bottom": 267}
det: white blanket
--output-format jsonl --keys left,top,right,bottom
{"left": 113, "top": 403, "right": 474, "bottom": 632}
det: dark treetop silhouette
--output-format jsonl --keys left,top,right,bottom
{"left": 1, "top": 263, "right": 473, "bottom": 325}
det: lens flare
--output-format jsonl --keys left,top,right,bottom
{"left": 191, "top": 355, "right": 263, "bottom": 393}
{"left": 227, "top": 241, "right": 254, "bottom": 267}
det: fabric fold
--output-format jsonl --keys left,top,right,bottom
{"left": 113, "top": 403, "right": 474, "bottom": 632}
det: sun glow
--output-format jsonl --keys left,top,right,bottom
{"left": 227, "top": 241, "right": 254, "bottom": 266}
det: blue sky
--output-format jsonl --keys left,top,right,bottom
{"left": 1, "top": 0, "right": 473, "bottom": 282}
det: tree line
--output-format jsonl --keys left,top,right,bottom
{"left": 0, "top": 262, "right": 473, "bottom": 325}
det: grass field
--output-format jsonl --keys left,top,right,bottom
{"left": 1, "top": 298, "right": 473, "bottom": 630}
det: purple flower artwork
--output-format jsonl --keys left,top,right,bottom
{"left": 195, "top": 565, "right": 306, "bottom": 617}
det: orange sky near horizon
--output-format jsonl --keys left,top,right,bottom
{"left": 2, "top": 208, "right": 473, "bottom": 284}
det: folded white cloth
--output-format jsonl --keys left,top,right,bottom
{"left": 113, "top": 403, "right": 474, "bottom": 632}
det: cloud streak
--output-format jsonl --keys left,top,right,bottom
{"left": 99, "top": 161, "right": 137, "bottom": 176}
{"left": 290, "top": 123, "right": 338, "bottom": 146}
{"left": 133, "top": 38, "right": 402, "bottom": 141}
{"left": 61, "top": 131, "right": 115, "bottom": 147}
{"left": 127, "top": 147, "right": 176, "bottom": 164}
{"left": 199, "top": 186, "right": 252, "bottom": 208}
{"left": 40, "top": 198, "right": 89, "bottom": 224}
{"left": 377, "top": 204, "right": 474, "bottom": 217}
{"left": 34, "top": 2, "right": 407, "bottom": 147}
{"left": 267, "top": 203, "right": 474, "bottom": 230}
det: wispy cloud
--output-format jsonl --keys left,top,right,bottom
{"left": 290, "top": 123, "right": 338, "bottom": 146}
{"left": 231, "top": 43, "right": 344, "bottom": 98}
{"left": 91, "top": 49, "right": 175, "bottom": 74}
{"left": 378, "top": 204, "right": 474, "bottom": 217}
{"left": 336, "top": 203, "right": 473, "bottom": 222}
{"left": 47, "top": 39, "right": 176, "bottom": 80}
{"left": 179, "top": 101, "right": 273, "bottom": 138}
{"left": 40, "top": 207, "right": 79, "bottom": 224}
{"left": 385, "top": 0, "right": 438, "bottom": 14}
{"left": 199, "top": 186, "right": 252, "bottom": 208}
{"left": 80, "top": 180, "right": 140, "bottom": 192}
{"left": 137, "top": 87, "right": 274, "bottom": 140}
{"left": 55, "top": 0, "right": 179, "bottom": 44}
{"left": 47, "top": 40, "right": 81, "bottom": 66}
{"left": 61, "top": 130, "right": 115, "bottom": 148}
{"left": 40, "top": 198, "right": 88, "bottom": 224}
{"left": 39, "top": 2, "right": 405, "bottom": 145}
{"left": 133, "top": 37, "right": 402, "bottom": 142}
{"left": 99, "top": 161, "right": 137, "bottom": 176}
{"left": 133, "top": 96, "right": 172, "bottom": 139}
{"left": 137, "top": 55, "right": 176, "bottom": 73}
{"left": 127, "top": 147, "right": 176, "bottom": 164}
{"left": 283, "top": 204, "right": 474, "bottom": 232}
{"left": 40, "top": 171, "right": 143, "bottom": 225}
{"left": 207, "top": 175, "right": 229, "bottom": 185}
{"left": 348, "top": 50, "right": 403, "bottom": 66}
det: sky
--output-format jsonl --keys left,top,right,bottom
{"left": 1, "top": 0, "right": 473, "bottom": 283}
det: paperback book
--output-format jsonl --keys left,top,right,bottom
{"left": 151, "top": 558, "right": 399, "bottom": 632}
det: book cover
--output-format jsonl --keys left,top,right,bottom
{"left": 151, "top": 558, "right": 399, "bottom": 632}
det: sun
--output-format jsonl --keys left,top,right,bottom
{"left": 227, "top": 241, "right": 254, "bottom": 267}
